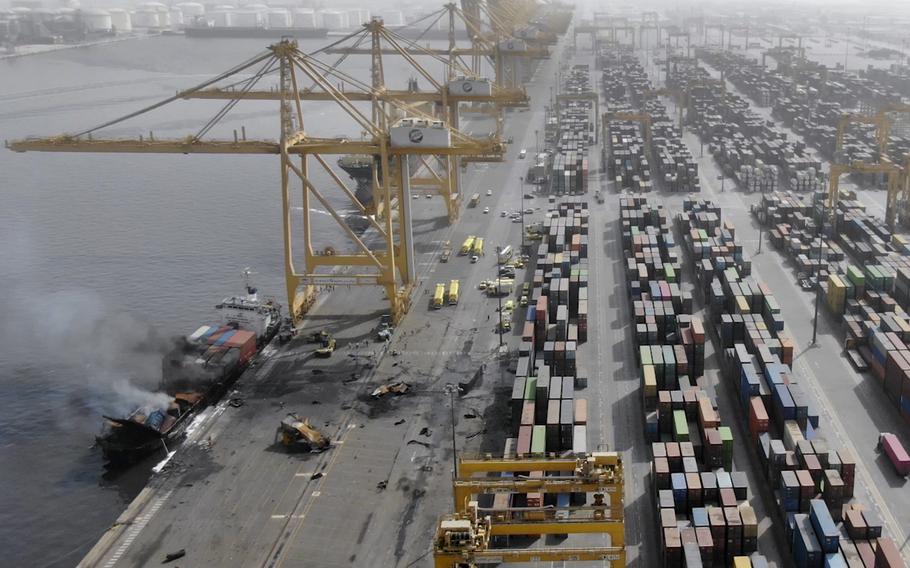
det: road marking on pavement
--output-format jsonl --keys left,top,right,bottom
{"left": 794, "top": 356, "right": 908, "bottom": 554}
{"left": 104, "top": 489, "right": 173, "bottom": 568}
{"left": 294, "top": 472, "right": 313, "bottom": 477}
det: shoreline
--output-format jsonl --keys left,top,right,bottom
{"left": 1, "top": 32, "right": 155, "bottom": 60}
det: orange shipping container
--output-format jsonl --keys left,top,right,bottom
{"left": 748, "top": 397, "right": 769, "bottom": 443}
{"left": 574, "top": 398, "right": 587, "bottom": 425}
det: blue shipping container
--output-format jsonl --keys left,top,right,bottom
{"left": 809, "top": 500, "right": 839, "bottom": 553}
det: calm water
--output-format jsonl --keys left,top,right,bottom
{"left": 0, "top": 35, "right": 455, "bottom": 566}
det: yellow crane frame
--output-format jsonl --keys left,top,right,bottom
{"left": 433, "top": 508, "right": 626, "bottom": 568}
{"left": 603, "top": 112, "right": 653, "bottom": 147}
{"left": 454, "top": 453, "right": 624, "bottom": 511}
{"left": 7, "top": 39, "right": 503, "bottom": 324}
{"left": 827, "top": 161, "right": 901, "bottom": 225}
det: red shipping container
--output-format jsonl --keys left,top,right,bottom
{"left": 521, "top": 401, "right": 535, "bottom": 426}
{"left": 874, "top": 537, "right": 903, "bottom": 568}
{"left": 517, "top": 425, "right": 532, "bottom": 455}
{"left": 699, "top": 397, "right": 720, "bottom": 429}
{"left": 224, "top": 329, "right": 257, "bottom": 364}
{"left": 855, "top": 540, "right": 875, "bottom": 568}
{"left": 748, "top": 397, "right": 770, "bottom": 443}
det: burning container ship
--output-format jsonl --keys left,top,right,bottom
{"left": 97, "top": 276, "right": 281, "bottom": 465}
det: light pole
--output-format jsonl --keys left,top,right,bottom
{"left": 520, "top": 176, "right": 526, "bottom": 251}
{"left": 811, "top": 207, "right": 825, "bottom": 345}
{"left": 535, "top": 129, "right": 540, "bottom": 156}
{"left": 757, "top": 184, "right": 766, "bottom": 254}
{"left": 444, "top": 383, "right": 459, "bottom": 479}
{"left": 495, "top": 245, "right": 504, "bottom": 347}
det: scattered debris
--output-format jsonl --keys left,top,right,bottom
{"left": 340, "top": 402, "right": 353, "bottom": 410}
{"left": 376, "top": 480, "right": 388, "bottom": 490}
{"left": 465, "top": 429, "right": 486, "bottom": 440}
{"left": 228, "top": 398, "right": 244, "bottom": 408}
{"left": 312, "top": 369, "right": 324, "bottom": 375}
{"left": 163, "top": 549, "right": 186, "bottom": 564}
{"left": 311, "top": 472, "right": 324, "bottom": 480}
{"left": 407, "top": 440, "right": 431, "bottom": 448}
{"left": 394, "top": 418, "right": 406, "bottom": 425}
{"left": 371, "top": 381, "right": 410, "bottom": 398}
{"left": 463, "top": 412, "right": 478, "bottom": 419}
{"left": 421, "top": 464, "right": 434, "bottom": 472}
{"left": 418, "top": 427, "right": 431, "bottom": 437}
{"left": 311, "top": 400, "right": 320, "bottom": 405}
{"left": 275, "top": 414, "right": 330, "bottom": 452}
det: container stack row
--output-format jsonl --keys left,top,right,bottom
{"left": 621, "top": 197, "right": 771, "bottom": 566}
{"left": 758, "top": 190, "right": 910, "bottom": 426}
{"left": 697, "top": 47, "right": 910, "bottom": 168}
{"left": 678, "top": 199, "right": 907, "bottom": 568}
{"left": 600, "top": 45, "right": 700, "bottom": 192}
{"left": 495, "top": 202, "right": 592, "bottom": 528}
{"left": 671, "top": 58, "right": 823, "bottom": 194}
{"left": 511, "top": 201, "right": 591, "bottom": 457}
{"left": 551, "top": 65, "right": 592, "bottom": 195}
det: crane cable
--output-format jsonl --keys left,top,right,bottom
{"left": 71, "top": 49, "right": 275, "bottom": 138}
{"left": 193, "top": 55, "right": 279, "bottom": 141}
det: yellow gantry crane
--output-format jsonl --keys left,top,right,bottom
{"left": 7, "top": 39, "right": 503, "bottom": 324}
{"left": 831, "top": 104, "right": 910, "bottom": 225}
{"left": 434, "top": 453, "right": 626, "bottom": 567}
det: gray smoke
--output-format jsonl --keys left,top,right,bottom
{"left": 0, "top": 222, "right": 173, "bottom": 417}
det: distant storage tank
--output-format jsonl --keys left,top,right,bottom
{"left": 131, "top": 9, "right": 160, "bottom": 28}
{"left": 319, "top": 10, "right": 346, "bottom": 30}
{"left": 109, "top": 8, "right": 132, "bottom": 32}
{"left": 346, "top": 9, "right": 368, "bottom": 27}
{"left": 169, "top": 8, "right": 184, "bottom": 26}
{"left": 267, "top": 9, "right": 290, "bottom": 28}
{"left": 291, "top": 8, "right": 316, "bottom": 28}
{"left": 82, "top": 9, "right": 112, "bottom": 32}
{"left": 232, "top": 8, "right": 261, "bottom": 27}
{"left": 210, "top": 9, "right": 233, "bottom": 27}
{"left": 379, "top": 10, "right": 404, "bottom": 26}
{"left": 176, "top": 2, "right": 204, "bottom": 18}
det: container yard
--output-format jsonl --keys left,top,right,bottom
{"left": 7, "top": 1, "right": 910, "bottom": 567}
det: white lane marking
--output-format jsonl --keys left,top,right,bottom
{"left": 104, "top": 489, "right": 174, "bottom": 568}
{"left": 793, "top": 356, "right": 907, "bottom": 551}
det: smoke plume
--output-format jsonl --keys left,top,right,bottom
{"left": 0, "top": 223, "right": 174, "bottom": 417}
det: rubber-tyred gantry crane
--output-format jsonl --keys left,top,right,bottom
{"left": 433, "top": 453, "right": 626, "bottom": 567}
{"left": 7, "top": 39, "right": 504, "bottom": 324}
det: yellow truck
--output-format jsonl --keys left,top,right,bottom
{"left": 447, "top": 279, "right": 460, "bottom": 305}
{"left": 471, "top": 237, "right": 484, "bottom": 263}
{"left": 432, "top": 283, "right": 445, "bottom": 309}
{"left": 460, "top": 235, "right": 476, "bottom": 256}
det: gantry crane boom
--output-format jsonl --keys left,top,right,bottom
{"left": 8, "top": 39, "right": 503, "bottom": 325}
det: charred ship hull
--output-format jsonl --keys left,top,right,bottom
{"left": 97, "top": 281, "right": 281, "bottom": 466}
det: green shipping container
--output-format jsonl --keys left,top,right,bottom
{"left": 847, "top": 266, "right": 865, "bottom": 287}
{"left": 524, "top": 377, "right": 537, "bottom": 400}
{"left": 640, "top": 346, "right": 652, "bottom": 366}
{"left": 673, "top": 410, "right": 689, "bottom": 442}
{"left": 531, "top": 425, "right": 547, "bottom": 454}
{"left": 665, "top": 264, "right": 676, "bottom": 283}
{"left": 764, "top": 295, "right": 780, "bottom": 315}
